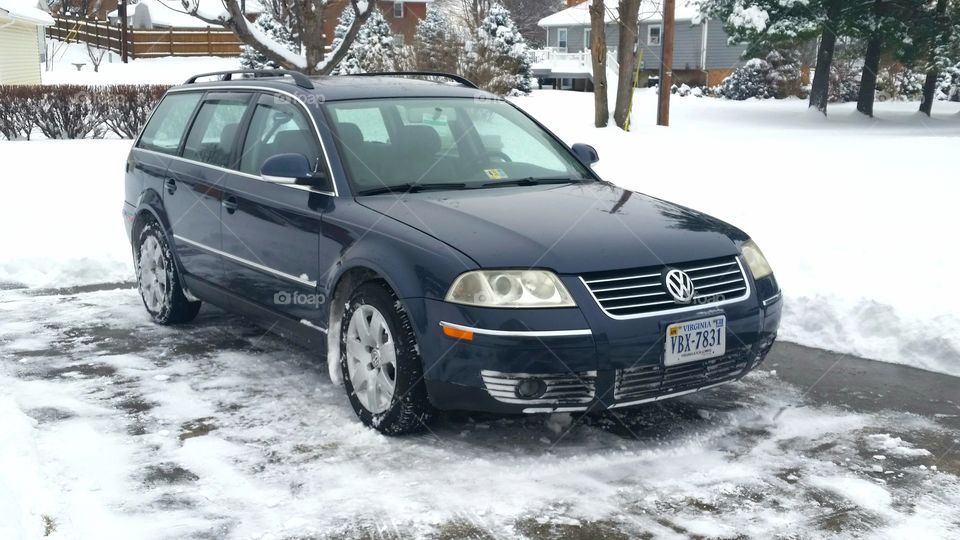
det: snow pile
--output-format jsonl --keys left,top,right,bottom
{"left": 0, "top": 140, "right": 135, "bottom": 289}
{"left": 864, "top": 433, "right": 932, "bottom": 458}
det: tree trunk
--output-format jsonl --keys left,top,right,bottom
{"left": 856, "top": 0, "right": 883, "bottom": 118}
{"left": 589, "top": 0, "right": 608, "bottom": 127}
{"left": 612, "top": 0, "right": 641, "bottom": 129}
{"left": 920, "top": 70, "right": 938, "bottom": 116}
{"left": 808, "top": 1, "right": 841, "bottom": 115}
{"left": 919, "top": 0, "right": 948, "bottom": 116}
{"left": 657, "top": 0, "right": 676, "bottom": 126}
{"left": 856, "top": 34, "right": 882, "bottom": 117}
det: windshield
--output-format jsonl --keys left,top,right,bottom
{"left": 324, "top": 98, "right": 593, "bottom": 195}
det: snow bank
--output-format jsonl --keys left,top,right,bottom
{"left": 512, "top": 90, "right": 960, "bottom": 377}
{"left": 0, "top": 140, "right": 135, "bottom": 289}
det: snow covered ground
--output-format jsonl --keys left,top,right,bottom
{"left": 1, "top": 288, "right": 958, "bottom": 538}
{"left": 2, "top": 72, "right": 959, "bottom": 537}
{"left": 41, "top": 41, "right": 239, "bottom": 85}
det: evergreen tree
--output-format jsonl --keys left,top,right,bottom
{"left": 334, "top": 9, "right": 399, "bottom": 75}
{"left": 466, "top": 3, "right": 533, "bottom": 95}
{"left": 239, "top": 9, "right": 298, "bottom": 71}
{"left": 413, "top": 9, "right": 461, "bottom": 73}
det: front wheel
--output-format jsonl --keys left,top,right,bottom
{"left": 135, "top": 221, "right": 201, "bottom": 325}
{"left": 340, "top": 282, "right": 432, "bottom": 435}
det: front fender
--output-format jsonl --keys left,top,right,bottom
{"left": 321, "top": 208, "right": 479, "bottom": 301}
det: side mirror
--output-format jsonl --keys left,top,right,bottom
{"left": 261, "top": 153, "right": 329, "bottom": 189}
{"left": 571, "top": 143, "right": 599, "bottom": 166}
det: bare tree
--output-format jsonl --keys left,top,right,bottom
{"left": 589, "top": 0, "right": 608, "bottom": 127}
{"left": 183, "top": 0, "right": 376, "bottom": 75}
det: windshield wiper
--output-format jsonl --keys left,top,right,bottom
{"left": 480, "top": 177, "right": 587, "bottom": 188}
{"left": 357, "top": 182, "right": 468, "bottom": 196}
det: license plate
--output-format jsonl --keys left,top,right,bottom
{"left": 664, "top": 315, "right": 726, "bottom": 366}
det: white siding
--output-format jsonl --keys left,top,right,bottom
{"left": 0, "top": 20, "right": 43, "bottom": 84}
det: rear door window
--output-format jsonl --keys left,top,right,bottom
{"left": 137, "top": 92, "right": 202, "bottom": 155}
{"left": 181, "top": 94, "right": 252, "bottom": 169}
{"left": 239, "top": 95, "right": 322, "bottom": 176}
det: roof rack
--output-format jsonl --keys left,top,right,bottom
{"left": 184, "top": 69, "right": 315, "bottom": 90}
{"left": 351, "top": 71, "right": 478, "bottom": 89}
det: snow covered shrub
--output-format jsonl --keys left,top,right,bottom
{"left": 876, "top": 67, "right": 924, "bottom": 101}
{"left": 464, "top": 3, "right": 533, "bottom": 96}
{"left": 413, "top": 9, "right": 462, "bottom": 74}
{"left": 333, "top": 9, "right": 399, "bottom": 74}
{"left": 718, "top": 49, "right": 802, "bottom": 100}
{"left": 35, "top": 85, "right": 105, "bottom": 139}
{"left": 719, "top": 58, "right": 774, "bottom": 100}
{"left": 0, "top": 85, "right": 38, "bottom": 140}
{"left": 936, "top": 62, "right": 960, "bottom": 101}
{"left": 100, "top": 85, "right": 169, "bottom": 138}
{"left": 671, "top": 84, "right": 705, "bottom": 97}
{"left": 239, "top": 9, "right": 298, "bottom": 71}
{"left": 828, "top": 59, "right": 860, "bottom": 103}
{"left": 764, "top": 48, "right": 803, "bottom": 98}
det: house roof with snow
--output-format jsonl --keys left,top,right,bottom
{"left": 538, "top": 0, "right": 699, "bottom": 28}
{"left": 0, "top": 0, "right": 54, "bottom": 26}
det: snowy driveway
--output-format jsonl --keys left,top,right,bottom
{"left": 2, "top": 285, "right": 958, "bottom": 539}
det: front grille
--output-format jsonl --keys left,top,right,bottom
{"left": 614, "top": 348, "right": 751, "bottom": 402}
{"left": 481, "top": 370, "right": 597, "bottom": 406}
{"left": 581, "top": 256, "right": 749, "bottom": 318}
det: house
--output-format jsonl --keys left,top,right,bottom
{"left": 0, "top": 0, "right": 53, "bottom": 84}
{"left": 535, "top": 0, "right": 748, "bottom": 90}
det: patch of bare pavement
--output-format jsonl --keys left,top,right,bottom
{"left": 1, "top": 286, "right": 958, "bottom": 539}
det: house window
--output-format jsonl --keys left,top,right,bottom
{"left": 584, "top": 28, "right": 591, "bottom": 49}
{"left": 557, "top": 28, "right": 567, "bottom": 51}
{"left": 648, "top": 24, "right": 662, "bottom": 46}
{"left": 393, "top": 1, "right": 403, "bottom": 18}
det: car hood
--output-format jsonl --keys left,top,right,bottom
{"left": 356, "top": 182, "right": 748, "bottom": 274}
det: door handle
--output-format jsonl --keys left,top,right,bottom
{"left": 164, "top": 178, "right": 177, "bottom": 195}
{"left": 222, "top": 197, "right": 239, "bottom": 214}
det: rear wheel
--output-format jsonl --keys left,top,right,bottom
{"left": 135, "top": 221, "right": 201, "bottom": 325}
{"left": 340, "top": 282, "right": 431, "bottom": 435}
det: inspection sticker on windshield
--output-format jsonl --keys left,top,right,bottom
{"left": 484, "top": 168, "right": 508, "bottom": 180}
{"left": 664, "top": 315, "right": 726, "bottom": 366}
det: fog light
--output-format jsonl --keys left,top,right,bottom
{"left": 515, "top": 378, "right": 547, "bottom": 399}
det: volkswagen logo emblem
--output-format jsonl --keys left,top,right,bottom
{"left": 664, "top": 268, "right": 696, "bottom": 304}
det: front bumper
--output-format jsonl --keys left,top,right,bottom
{"left": 407, "top": 274, "right": 783, "bottom": 414}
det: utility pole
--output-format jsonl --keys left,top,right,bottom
{"left": 118, "top": 0, "right": 128, "bottom": 63}
{"left": 656, "top": 0, "right": 675, "bottom": 126}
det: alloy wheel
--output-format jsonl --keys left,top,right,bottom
{"left": 345, "top": 304, "right": 398, "bottom": 414}
{"left": 139, "top": 235, "right": 169, "bottom": 314}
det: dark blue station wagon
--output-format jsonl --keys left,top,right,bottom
{"left": 123, "top": 70, "right": 782, "bottom": 435}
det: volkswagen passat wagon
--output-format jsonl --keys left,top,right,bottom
{"left": 123, "top": 70, "right": 782, "bottom": 435}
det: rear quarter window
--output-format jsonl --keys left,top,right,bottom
{"left": 137, "top": 93, "right": 202, "bottom": 155}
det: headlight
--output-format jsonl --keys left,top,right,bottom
{"left": 741, "top": 239, "right": 773, "bottom": 280}
{"left": 445, "top": 270, "right": 576, "bottom": 308}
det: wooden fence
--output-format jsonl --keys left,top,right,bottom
{"left": 46, "top": 17, "right": 244, "bottom": 59}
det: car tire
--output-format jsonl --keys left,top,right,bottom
{"left": 135, "top": 220, "right": 201, "bottom": 325}
{"left": 340, "top": 281, "right": 432, "bottom": 435}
